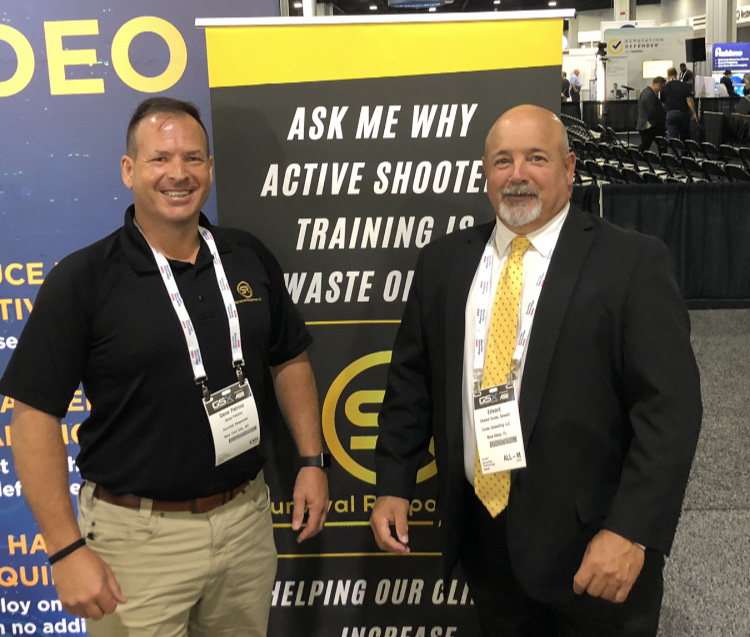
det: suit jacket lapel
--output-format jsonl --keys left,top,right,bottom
{"left": 444, "top": 222, "right": 494, "bottom": 451}
{"left": 519, "top": 207, "right": 596, "bottom": 446}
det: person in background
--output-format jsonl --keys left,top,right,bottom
{"left": 720, "top": 70, "right": 738, "bottom": 98}
{"left": 661, "top": 67, "right": 698, "bottom": 140}
{"left": 610, "top": 83, "right": 625, "bottom": 100}
{"left": 637, "top": 76, "right": 667, "bottom": 153}
{"left": 569, "top": 69, "right": 582, "bottom": 103}
{"left": 679, "top": 63, "right": 694, "bottom": 85}
{"left": 562, "top": 71, "right": 570, "bottom": 102}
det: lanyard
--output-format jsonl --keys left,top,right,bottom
{"left": 472, "top": 228, "right": 552, "bottom": 390}
{"left": 137, "top": 222, "right": 245, "bottom": 397}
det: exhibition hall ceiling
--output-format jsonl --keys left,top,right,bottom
{"left": 324, "top": 0, "right": 661, "bottom": 14}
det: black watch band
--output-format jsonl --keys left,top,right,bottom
{"left": 299, "top": 452, "right": 331, "bottom": 469}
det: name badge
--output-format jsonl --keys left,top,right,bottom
{"left": 203, "top": 380, "right": 260, "bottom": 466}
{"left": 473, "top": 382, "right": 527, "bottom": 473}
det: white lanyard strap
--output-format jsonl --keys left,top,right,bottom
{"left": 137, "top": 222, "right": 245, "bottom": 394}
{"left": 472, "top": 229, "right": 552, "bottom": 388}
{"left": 198, "top": 227, "right": 244, "bottom": 368}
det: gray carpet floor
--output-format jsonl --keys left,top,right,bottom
{"left": 658, "top": 309, "right": 750, "bottom": 636}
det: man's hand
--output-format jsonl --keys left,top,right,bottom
{"left": 51, "top": 546, "right": 127, "bottom": 619}
{"left": 370, "top": 496, "right": 410, "bottom": 553}
{"left": 573, "top": 529, "right": 645, "bottom": 603}
{"left": 292, "top": 467, "right": 329, "bottom": 543}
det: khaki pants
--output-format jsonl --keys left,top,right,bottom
{"left": 78, "top": 473, "right": 277, "bottom": 637}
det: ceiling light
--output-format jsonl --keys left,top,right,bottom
{"left": 370, "top": 3, "right": 378, "bottom": 9}
{"left": 429, "top": 6, "right": 436, "bottom": 10}
{"left": 493, "top": 0, "right": 501, "bottom": 4}
{"left": 293, "top": 1, "right": 302, "bottom": 6}
{"left": 548, "top": 1, "right": 557, "bottom": 5}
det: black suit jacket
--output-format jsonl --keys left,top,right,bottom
{"left": 637, "top": 86, "right": 666, "bottom": 131}
{"left": 376, "top": 206, "right": 701, "bottom": 603}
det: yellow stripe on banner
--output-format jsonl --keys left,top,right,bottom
{"left": 305, "top": 320, "right": 402, "bottom": 326}
{"left": 205, "top": 20, "right": 562, "bottom": 88}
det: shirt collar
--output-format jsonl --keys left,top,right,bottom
{"left": 493, "top": 202, "right": 570, "bottom": 259}
{"left": 122, "top": 205, "right": 230, "bottom": 273}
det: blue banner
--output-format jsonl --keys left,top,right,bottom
{"left": 1, "top": 2, "right": 277, "bottom": 633}
{"left": 712, "top": 42, "right": 750, "bottom": 71}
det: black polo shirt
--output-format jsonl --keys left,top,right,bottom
{"left": 661, "top": 79, "right": 693, "bottom": 112}
{"left": 0, "top": 207, "right": 312, "bottom": 500}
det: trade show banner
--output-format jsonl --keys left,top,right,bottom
{"left": 712, "top": 42, "right": 750, "bottom": 71}
{"left": 199, "top": 13, "right": 563, "bottom": 636}
{"left": 602, "top": 26, "right": 694, "bottom": 96}
{"left": 0, "top": 1, "right": 280, "bottom": 634}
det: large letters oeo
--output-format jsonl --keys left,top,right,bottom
{"left": 0, "top": 16, "right": 186, "bottom": 97}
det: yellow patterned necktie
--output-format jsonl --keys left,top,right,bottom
{"left": 474, "top": 236, "right": 531, "bottom": 517}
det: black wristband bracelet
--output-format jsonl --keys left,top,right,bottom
{"left": 48, "top": 538, "right": 86, "bottom": 565}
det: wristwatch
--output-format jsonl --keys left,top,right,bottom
{"left": 299, "top": 452, "right": 331, "bottom": 469}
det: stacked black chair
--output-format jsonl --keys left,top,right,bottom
{"left": 701, "top": 141, "right": 722, "bottom": 162}
{"left": 654, "top": 136, "right": 670, "bottom": 156}
{"left": 669, "top": 138, "right": 687, "bottom": 158}
{"left": 681, "top": 156, "right": 707, "bottom": 182}
{"left": 584, "top": 141, "right": 600, "bottom": 162}
{"left": 621, "top": 168, "right": 644, "bottom": 184}
{"left": 583, "top": 159, "right": 607, "bottom": 185}
{"left": 719, "top": 144, "right": 742, "bottom": 165}
{"left": 739, "top": 147, "right": 750, "bottom": 171}
{"left": 561, "top": 113, "right": 595, "bottom": 144}
{"left": 571, "top": 139, "right": 588, "bottom": 162}
{"left": 725, "top": 164, "right": 750, "bottom": 182}
{"left": 574, "top": 158, "right": 596, "bottom": 185}
{"left": 613, "top": 145, "right": 634, "bottom": 169}
{"left": 701, "top": 160, "right": 730, "bottom": 183}
{"left": 594, "top": 123, "right": 608, "bottom": 140}
{"left": 603, "top": 164, "right": 626, "bottom": 184}
{"left": 662, "top": 154, "right": 687, "bottom": 180}
{"left": 576, "top": 164, "right": 593, "bottom": 185}
{"left": 598, "top": 142, "right": 617, "bottom": 164}
{"left": 643, "top": 150, "right": 664, "bottom": 174}
{"left": 628, "top": 148, "right": 652, "bottom": 173}
{"left": 609, "top": 126, "right": 635, "bottom": 149}
{"left": 684, "top": 139, "right": 704, "bottom": 159}
{"left": 642, "top": 172, "right": 664, "bottom": 184}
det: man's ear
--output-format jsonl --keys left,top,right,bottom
{"left": 121, "top": 155, "right": 134, "bottom": 189}
{"left": 565, "top": 152, "right": 576, "bottom": 186}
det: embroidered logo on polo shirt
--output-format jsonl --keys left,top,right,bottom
{"left": 236, "top": 281, "right": 262, "bottom": 304}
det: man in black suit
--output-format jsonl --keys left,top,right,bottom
{"left": 637, "top": 76, "right": 667, "bottom": 152}
{"left": 561, "top": 71, "right": 570, "bottom": 102}
{"left": 610, "top": 83, "right": 625, "bottom": 100}
{"left": 370, "top": 105, "right": 701, "bottom": 636}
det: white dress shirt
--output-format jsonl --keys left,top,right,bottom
{"left": 461, "top": 204, "right": 569, "bottom": 483}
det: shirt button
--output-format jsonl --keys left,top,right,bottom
{"left": 198, "top": 295, "right": 204, "bottom": 302}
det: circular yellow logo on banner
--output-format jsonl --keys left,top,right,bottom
{"left": 607, "top": 38, "right": 624, "bottom": 55}
{"left": 322, "top": 351, "right": 436, "bottom": 485}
